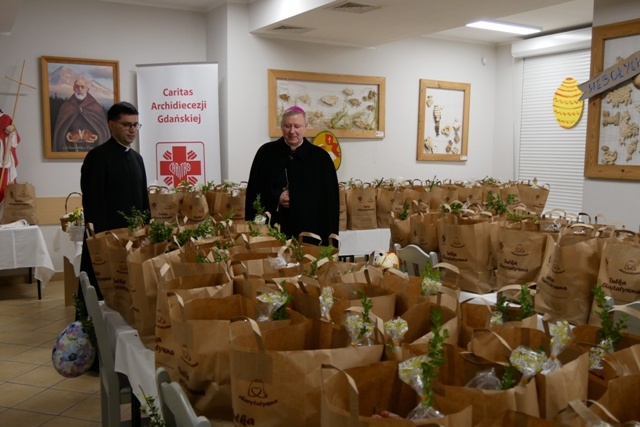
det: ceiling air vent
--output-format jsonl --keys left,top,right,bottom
{"left": 330, "top": 1, "right": 380, "bottom": 14}
{"left": 271, "top": 25, "right": 312, "bottom": 34}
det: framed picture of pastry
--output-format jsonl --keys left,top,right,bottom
{"left": 268, "top": 69, "right": 385, "bottom": 139}
{"left": 584, "top": 18, "right": 640, "bottom": 180}
{"left": 41, "top": 56, "right": 119, "bottom": 159}
{"left": 416, "top": 79, "right": 470, "bottom": 161}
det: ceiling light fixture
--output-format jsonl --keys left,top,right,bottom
{"left": 466, "top": 20, "right": 542, "bottom": 35}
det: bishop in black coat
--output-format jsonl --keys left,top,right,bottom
{"left": 245, "top": 134, "right": 339, "bottom": 245}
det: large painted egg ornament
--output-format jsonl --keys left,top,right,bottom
{"left": 51, "top": 321, "right": 96, "bottom": 378}
{"left": 553, "top": 77, "right": 584, "bottom": 129}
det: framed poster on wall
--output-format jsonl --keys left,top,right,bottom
{"left": 416, "top": 79, "right": 470, "bottom": 161}
{"left": 41, "top": 56, "right": 119, "bottom": 159}
{"left": 268, "top": 69, "right": 385, "bottom": 139}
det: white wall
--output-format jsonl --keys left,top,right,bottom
{"left": 581, "top": 0, "right": 640, "bottom": 231}
{"left": 0, "top": 0, "right": 206, "bottom": 271}
{"left": 221, "top": 3, "right": 499, "bottom": 185}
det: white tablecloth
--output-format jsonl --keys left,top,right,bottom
{"left": 100, "top": 301, "right": 156, "bottom": 407}
{"left": 0, "top": 223, "right": 55, "bottom": 286}
{"left": 53, "top": 227, "right": 83, "bottom": 276}
{"left": 338, "top": 229, "right": 391, "bottom": 257}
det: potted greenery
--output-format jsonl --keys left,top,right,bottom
{"left": 66, "top": 207, "right": 85, "bottom": 242}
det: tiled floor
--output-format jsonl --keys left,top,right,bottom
{"left": 0, "top": 273, "right": 127, "bottom": 427}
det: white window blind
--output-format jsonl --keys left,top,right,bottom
{"left": 518, "top": 49, "right": 590, "bottom": 214}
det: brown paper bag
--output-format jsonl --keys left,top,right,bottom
{"left": 496, "top": 225, "right": 549, "bottom": 288}
{"left": 475, "top": 411, "right": 559, "bottom": 427}
{"left": 377, "top": 186, "right": 407, "bottom": 229}
{"left": 229, "top": 317, "right": 384, "bottom": 427}
{"left": 517, "top": 181, "right": 550, "bottom": 216}
{"left": 154, "top": 272, "right": 233, "bottom": 374}
{"left": 2, "top": 182, "right": 37, "bottom": 224}
{"left": 214, "top": 186, "right": 246, "bottom": 220}
{"left": 148, "top": 185, "right": 180, "bottom": 223}
{"left": 389, "top": 211, "right": 411, "bottom": 249}
{"left": 338, "top": 183, "right": 348, "bottom": 231}
{"left": 346, "top": 183, "right": 377, "bottom": 230}
{"left": 596, "top": 230, "right": 640, "bottom": 305}
{"left": 536, "top": 225, "right": 601, "bottom": 325}
{"left": 105, "top": 232, "right": 140, "bottom": 326}
{"left": 409, "top": 208, "right": 441, "bottom": 254}
{"left": 438, "top": 214, "right": 496, "bottom": 294}
{"left": 127, "top": 242, "right": 170, "bottom": 343}
{"left": 320, "top": 362, "right": 473, "bottom": 426}
{"left": 434, "top": 344, "right": 540, "bottom": 425}
{"left": 180, "top": 190, "right": 210, "bottom": 223}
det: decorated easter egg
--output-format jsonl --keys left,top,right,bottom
{"left": 51, "top": 321, "right": 96, "bottom": 378}
{"left": 374, "top": 250, "right": 399, "bottom": 270}
{"left": 313, "top": 131, "right": 342, "bottom": 170}
{"left": 553, "top": 77, "right": 584, "bottom": 129}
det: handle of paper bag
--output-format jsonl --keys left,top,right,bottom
{"left": 610, "top": 303, "right": 640, "bottom": 320}
{"left": 230, "top": 316, "right": 265, "bottom": 352}
{"left": 320, "top": 364, "right": 360, "bottom": 427}
{"left": 296, "top": 275, "right": 321, "bottom": 295}
{"left": 166, "top": 292, "right": 187, "bottom": 322}
{"left": 299, "top": 231, "right": 322, "bottom": 246}
{"left": 568, "top": 399, "right": 620, "bottom": 425}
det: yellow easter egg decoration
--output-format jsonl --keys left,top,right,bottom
{"left": 553, "top": 77, "right": 584, "bottom": 129}
{"left": 313, "top": 130, "right": 342, "bottom": 170}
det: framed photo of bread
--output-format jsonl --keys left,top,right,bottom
{"left": 584, "top": 18, "right": 640, "bottom": 180}
{"left": 41, "top": 56, "right": 119, "bottom": 159}
{"left": 268, "top": 69, "right": 385, "bottom": 139}
{"left": 417, "top": 79, "right": 470, "bottom": 161}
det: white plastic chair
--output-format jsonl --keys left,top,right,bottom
{"left": 79, "top": 271, "right": 137, "bottom": 427}
{"left": 155, "top": 367, "right": 211, "bottom": 427}
{"left": 393, "top": 243, "right": 438, "bottom": 276}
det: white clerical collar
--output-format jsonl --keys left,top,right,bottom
{"left": 115, "top": 139, "right": 132, "bottom": 152}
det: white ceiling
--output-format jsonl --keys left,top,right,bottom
{"left": 3, "top": 0, "right": 594, "bottom": 47}
{"left": 102, "top": 0, "right": 594, "bottom": 47}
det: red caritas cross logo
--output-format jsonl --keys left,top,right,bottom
{"left": 156, "top": 142, "right": 205, "bottom": 186}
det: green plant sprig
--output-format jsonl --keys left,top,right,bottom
{"left": 306, "top": 245, "right": 336, "bottom": 276}
{"left": 440, "top": 201, "right": 463, "bottom": 214}
{"left": 149, "top": 220, "right": 175, "bottom": 244}
{"left": 252, "top": 194, "right": 265, "bottom": 217}
{"left": 397, "top": 203, "right": 410, "bottom": 221}
{"left": 118, "top": 207, "right": 151, "bottom": 231}
{"left": 500, "top": 364, "right": 517, "bottom": 390}
{"left": 421, "top": 310, "right": 449, "bottom": 409}
{"left": 140, "top": 387, "right": 167, "bottom": 427}
{"left": 593, "top": 283, "right": 628, "bottom": 348}
{"left": 420, "top": 258, "right": 441, "bottom": 283}
{"left": 517, "top": 285, "right": 535, "bottom": 320}
{"left": 72, "top": 293, "right": 96, "bottom": 347}
{"left": 272, "top": 283, "right": 292, "bottom": 320}
{"left": 357, "top": 290, "right": 373, "bottom": 339}
{"left": 484, "top": 191, "right": 516, "bottom": 216}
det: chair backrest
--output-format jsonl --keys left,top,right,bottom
{"left": 156, "top": 367, "right": 211, "bottom": 427}
{"left": 79, "top": 271, "right": 117, "bottom": 376}
{"left": 613, "top": 301, "right": 640, "bottom": 336}
{"left": 394, "top": 243, "right": 438, "bottom": 276}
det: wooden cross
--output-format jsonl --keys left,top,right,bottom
{"left": 2, "top": 60, "right": 36, "bottom": 189}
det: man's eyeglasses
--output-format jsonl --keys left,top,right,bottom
{"left": 119, "top": 122, "right": 142, "bottom": 130}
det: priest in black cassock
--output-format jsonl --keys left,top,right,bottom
{"left": 245, "top": 106, "right": 339, "bottom": 245}
{"left": 79, "top": 101, "right": 149, "bottom": 299}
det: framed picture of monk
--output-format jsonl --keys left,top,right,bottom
{"left": 41, "top": 56, "right": 119, "bottom": 159}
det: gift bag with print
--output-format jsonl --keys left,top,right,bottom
{"left": 409, "top": 208, "right": 441, "bottom": 254}
{"left": 148, "top": 185, "right": 180, "bottom": 223}
{"left": 180, "top": 189, "right": 210, "bottom": 223}
{"left": 1, "top": 182, "right": 37, "bottom": 224}
{"left": 229, "top": 317, "right": 383, "bottom": 427}
{"left": 495, "top": 224, "right": 550, "bottom": 288}
{"left": 376, "top": 183, "right": 407, "bottom": 229}
{"left": 438, "top": 214, "right": 497, "bottom": 294}
{"left": 536, "top": 225, "right": 601, "bottom": 325}
{"left": 517, "top": 180, "right": 550, "bottom": 216}
{"left": 320, "top": 362, "right": 473, "bottom": 427}
{"left": 346, "top": 182, "right": 377, "bottom": 230}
